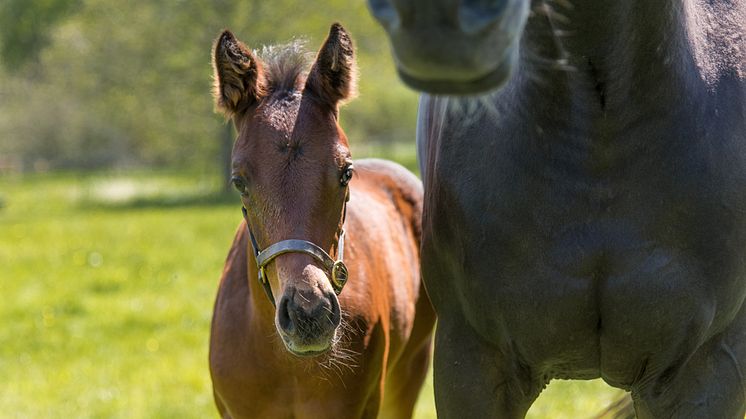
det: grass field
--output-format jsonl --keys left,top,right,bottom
{"left": 0, "top": 169, "right": 625, "bottom": 418}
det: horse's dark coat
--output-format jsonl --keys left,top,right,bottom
{"left": 371, "top": 0, "right": 746, "bottom": 417}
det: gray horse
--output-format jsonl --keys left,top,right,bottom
{"left": 368, "top": 0, "right": 746, "bottom": 417}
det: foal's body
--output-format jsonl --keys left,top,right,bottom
{"left": 211, "top": 159, "right": 433, "bottom": 419}
{"left": 404, "top": 2, "right": 746, "bottom": 417}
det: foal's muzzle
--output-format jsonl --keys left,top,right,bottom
{"left": 276, "top": 284, "right": 342, "bottom": 356}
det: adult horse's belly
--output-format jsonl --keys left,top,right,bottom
{"left": 421, "top": 133, "right": 746, "bottom": 387}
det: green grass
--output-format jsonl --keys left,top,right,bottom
{"left": 0, "top": 170, "right": 625, "bottom": 418}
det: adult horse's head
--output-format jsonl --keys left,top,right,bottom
{"left": 212, "top": 24, "right": 356, "bottom": 357}
{"left": 367, "top": 0, "right": 529, "bottom": 94}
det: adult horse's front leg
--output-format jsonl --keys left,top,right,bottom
{"left": 633, "top": 304, "right": 746, "bottom": 419}
{"left": 432, "top": 316, "right": 540, "bottom": 418}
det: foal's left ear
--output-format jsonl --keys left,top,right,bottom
{"left": 305, "top": 23, "right": 357, "bottom": 107}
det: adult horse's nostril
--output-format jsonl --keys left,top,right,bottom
{"left": 277, "top": 295, "right": 296, "bottom": 336}
{"left": 367, "top": 0, "right": 401, "bottom": 30}
{"left": 459, "top": 0, "right": 509, "bottom": 34}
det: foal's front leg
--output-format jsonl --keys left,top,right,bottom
{"left": 433, "top": 316, "right": 541, "bottom": 419}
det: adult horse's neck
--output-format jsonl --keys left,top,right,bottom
{"left": 419, "top": 0, "right": 744, "bottom": 185}
{"left": 457, "top": 0, "right": 745, "bottom": 155}
{"left": 523, "top": 1, "right": 701, "bottom": 125}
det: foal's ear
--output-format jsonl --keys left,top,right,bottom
{"left": 212, "top": 30, "right": 264, "bottom": 117}
{"left": 305, "top": 23, "right": 357, "bottom": 107}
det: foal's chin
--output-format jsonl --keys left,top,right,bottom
{"left": 279, "top": 329, "right": 338, "bottom": 358}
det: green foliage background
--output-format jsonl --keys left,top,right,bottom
{"left": 0, "top": 0, "right": 418, "bottom": 172}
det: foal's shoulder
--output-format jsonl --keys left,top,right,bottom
{"left": 351, "top": 159, "right": 423, "bottom": 242}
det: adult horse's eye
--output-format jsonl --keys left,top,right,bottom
{"left": 231, "top": 176, "right": 247, "bottom": 194}
{"left": 340, "top": 165, "right": 354, "bottom": 186}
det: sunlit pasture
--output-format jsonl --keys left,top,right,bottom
{"left": 0, "top": 170, "right": 624, "bottom": 418}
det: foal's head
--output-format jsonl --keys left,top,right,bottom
{"left": 212, "top": 24, "right": 356, "bottom": 356}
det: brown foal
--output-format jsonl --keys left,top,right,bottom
{"left": 208, "top": 24, "right": 435, "bottom": 419}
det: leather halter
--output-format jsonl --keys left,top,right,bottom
{"left": 241, "top": 194, "right": 349, "bottom": 308}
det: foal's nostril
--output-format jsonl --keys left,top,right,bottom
{"left": 277, "top": 295, "right": 295, "bottom": 335}
{"left": 328, "top": 293, "right": 342, "bottom": 327}
{"left": 294, "top": 291, "right": 335, "bottom": 323}
{"left": 367, "top": 0, "right": 401, "bottom": 30}
{"left": 277, "top": 285, "right": 342, "bottom": 345}
{"left": 459, "top": 0, "right": 509, "bottom": 34}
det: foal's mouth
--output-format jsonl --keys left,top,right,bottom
{"left": 287, "top": 347, "right": 331, "bottom": 358}
{"left": 273, "top": 274, "right": 343, "bottom": 358}
{"left": 279, "top": 331, "right": 337, "bottom": 358}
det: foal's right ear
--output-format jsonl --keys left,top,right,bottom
{"left": 212, "top": 30, "right": 264, "bottom": 117}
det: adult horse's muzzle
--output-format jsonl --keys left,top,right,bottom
{"left": 367, "top": 0, "right": 529, "bottom": 95}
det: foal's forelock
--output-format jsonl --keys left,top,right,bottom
{"left": 258, "top": 40, "right": 313, "bottom": 95}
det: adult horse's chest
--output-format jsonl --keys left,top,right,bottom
{"left": 420, "top": 91, "right": 746, "bottom": 382}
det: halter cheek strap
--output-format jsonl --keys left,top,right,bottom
{"left": 242, "top": 206, "right": 349, "bottom": 308}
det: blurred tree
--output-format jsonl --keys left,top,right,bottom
{"left": 0, "top": 0, "right": 418, "bottom": 176}
{"left": 0, "top": 0, "right": 81, "bottom": 72}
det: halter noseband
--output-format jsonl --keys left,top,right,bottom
{"left": 241, "top": 202, "right": 349, "bottom": 308}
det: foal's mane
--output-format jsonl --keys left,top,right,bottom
{"left": 258, "top": 40, "right": 313, "bottom": 96}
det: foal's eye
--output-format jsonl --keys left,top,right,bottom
{"left": 231, "top": 176, "right": 247, "bottom": 194}
{"left": 340, "top": 165, "right": 354, "bottom": 186}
